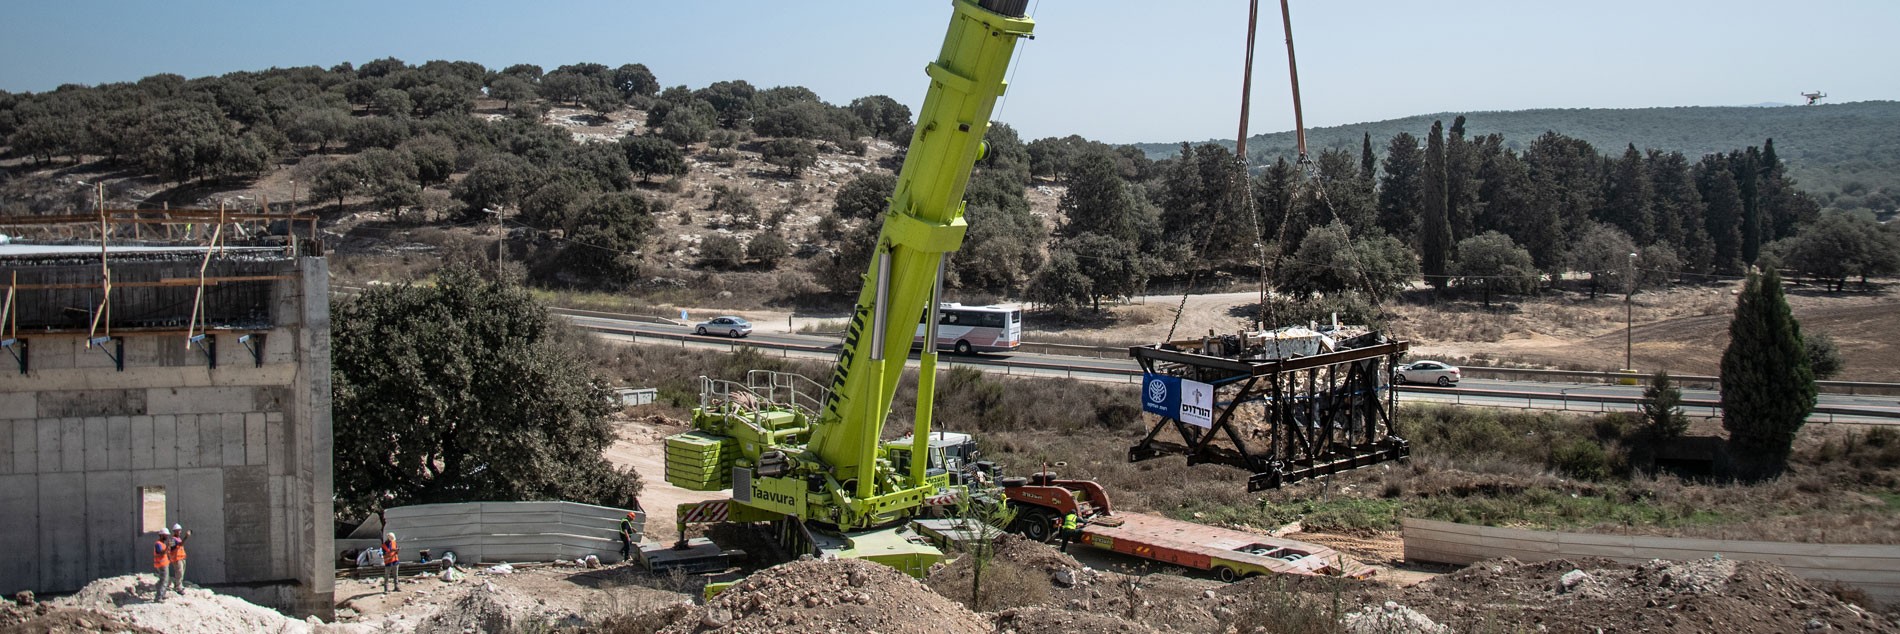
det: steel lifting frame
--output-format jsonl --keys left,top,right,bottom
{"left": 1128, "top": 341, "right": 1412, "bottom": 492}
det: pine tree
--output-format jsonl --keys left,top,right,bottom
{"left": 1736, "top": 148, "right": 1763, "bottom": 264}
{"left": 1360, "top": 132, "right": 1377, "bottom": 180}
{"left": 1720, "top": 267, "right": 1816, "bottom": 480}
{"left": 1445, "top": 116, "right": 1478, "bottom": 242}
{"left": 1698, "top": 156, "right": 1746, "bottom": 272}
{"left": 1377, "top": 132, "right": 1422, "bottom": 243}
{"left": 1602, "top": 144, "right": 1655, "bottom": 244}
{"left": 1420, "top": 121, "right": 1452, "bottom": 290}
{"left": 1642, "top": 370, "right": 1690, "bottom": 440}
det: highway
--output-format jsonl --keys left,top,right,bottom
{"left": 560, "top": 310, "right": 1900, "bottom": 425}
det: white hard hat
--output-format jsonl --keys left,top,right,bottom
{"left": 159, "top": 528, "right": 171, "bottom": 536}
{"left": 171, "top": 523, "right": 183, "bottom": 531}
{"left": 385, "top": 532, "right": 395, "bottom": 540}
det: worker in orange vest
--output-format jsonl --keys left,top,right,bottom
{"left": 166, "top": 523, "right": 189, "bottom": 595}
{"left": 381, "top": 532, "right": 401, "bottom": 592}
{"left": 151, "top": 527, "right": 174, "bottom": 602}
{"left": 618, "top": 511, "right": 639, "bottom": 561}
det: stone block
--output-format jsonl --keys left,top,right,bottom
{"left": 36, "top": 390, "right": 144, "bottom": 418}
{"left": 59, "top": 419, "right": 83, "bottom": 472}
{"left": 178, "top": 469, "right": 225, "bottom": 584}
{"left": 0, "top": 474, "right": 38, "bottom": 594}
{"left": 146, "top": 387, "right": 252, "bottom": 416}
{"left": 84, "top": 471, "right": 133, "bottom": 579}
{"left": 253, "top": 386, "right": 289, "bottom": 413}
{"left": 108, "top": 416, "right": 132, "bottom": 470}
{"left": 83, "top": 417, "right": 108, "bottom": 471}
{"left": 221, "top": 413, "right": 246, "bottom": 467}
{"left": 153, "top": 415, "right": 176, "bottom": 469}
{"left": 36, "top": 472, "right": 85, "bottom": 591}
{"left": 266, "top": 412, "right": 285, "bottom": 476}
{"left": 223, "top": 466, "right": 271, "bottom": 580}
{"left": 131, "top": 416, "right": 154, "bottom": 470}
{"left": 10, "top": 421, "right": 33, "bottom": 474}
{"left": 245, "top": 413, "right": 266, "bottom": 466}
{"left": 33, "top": 420, "right": 56, "bottom": 474}
{"left": 176, "top": 416, "right": 199, "bottom": 468}
{"left": 0, "top": 393, "right": 35, "bottom": 418}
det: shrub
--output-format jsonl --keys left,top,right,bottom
{"left": 699, "top": 235, "right": 745, "bottom": 269}
{"left": 1550, "top": 438, "right": 1610, "bottom": 481}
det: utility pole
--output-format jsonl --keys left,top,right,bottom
{"left": 288, "top": 179, "right": 298, "bottom": 214}
{"left": 1625, "top": 252, "right": 1637, "bottom": 371}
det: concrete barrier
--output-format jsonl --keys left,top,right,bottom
{"left": 342, "top": 501, "right": 645, "bottom": 566}
{"left": 1402, "top": 518, "right": 1900, "bottom": 607}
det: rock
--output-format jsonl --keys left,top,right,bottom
{"left": 1559, "top": 570, "right": 1592, "bottom": 592}
{"left": 1052, "top": 569, "right": 1077, "bottom": 588}
{"left": 701, "top": 608, "right": 732, "bottom": 628}
{"left": 849, "top": 570, "right": 871, "bottom": 588}
{"left": 12, "top": 591, "right": 33, "bottom": 606}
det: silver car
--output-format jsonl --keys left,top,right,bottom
{"left": 693, "top": 316, "right": 752, "bottom": 338}
{"left": 1394, "top": 360, "right": 1460, "bottom": 387}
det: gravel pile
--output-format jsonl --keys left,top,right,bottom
{"left": 656, "top": 558, "right": 989, "bottom": 634}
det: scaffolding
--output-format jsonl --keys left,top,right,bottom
{"left": 0, "top": 203, "right": 318, "bottom": 373}
{"left": 1127, "top": 339, "right": 1411, "bottom": 492}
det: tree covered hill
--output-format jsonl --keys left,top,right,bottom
{"left": 1134, "top": 101, "right": 1900, "bottom": 213}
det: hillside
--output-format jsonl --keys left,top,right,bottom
{"left": 1134, "top": 101, "right": 1900, "bottom": 212}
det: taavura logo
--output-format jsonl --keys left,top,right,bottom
{"left": 751, "top": 484, "right": 795, "bottom": 507}
{"left": 1147, "top": 378, "right": 1167, "bottom": 404}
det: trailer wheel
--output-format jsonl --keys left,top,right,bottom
{"left": 1216, "top": 566, "right": 1239, "bottom": 583}
{"left": 1015, "top": 508, "right": 1057, "bottom": 543}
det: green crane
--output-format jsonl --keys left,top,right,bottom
{"left": 664, "top": 0, "right": 1033, "bottom": 576}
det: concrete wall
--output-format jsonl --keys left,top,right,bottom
{"left": 0, "top": 256, "right": 333, "bottom": 618}
{"left": 1403, "top": 518, "right": 1900, "bottom": 608}
{"left": 338, "top": 501, "right": 646, "bottom": 566}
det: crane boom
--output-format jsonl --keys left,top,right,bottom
{"left": 812, "top": 0, "right": 1033, "bottom": 505}
{"left": 664, "top": 0, "right": 1034, "bottom": 555}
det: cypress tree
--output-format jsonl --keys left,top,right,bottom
{"left": 1420, "top": 121, "right": 1451, "bottom": 290}
{"left": 1359, "top": 132, "right": 1377, "bottom": 183}
{"left": 1720, "top": 267, "right": 1816, "bottom": 480}
{"left": 1736, "top": 148, "right": 1762, "bottom": 264}
{"left": 1378, "top": 132, "right": 1423, "bottom": 243}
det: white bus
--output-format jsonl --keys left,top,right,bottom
{"left": 914, "top": 302, "right": 1023, "bottom": 354}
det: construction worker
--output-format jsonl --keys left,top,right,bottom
{"left": 166, "top": 523, "right": 189, "bottom": 594}
{"left": 1060, "top": 511, "right": 1080, "bottom": 553}
{"left": 381, "top": 532, "right": 401, "bottom": 592}
{"left": 151, "top": 528, "right": 173, "bottom": 602}
{"left": 618, "top": 511, "right": 639, "bottom": 562}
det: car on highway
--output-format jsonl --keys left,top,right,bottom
{"left": 1394, "top": 360, "right": 1460, "bottom": 386}
{"left": 693, "top": 316, "right": 752, "bottom": 338}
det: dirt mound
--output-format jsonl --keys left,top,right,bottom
{"left": 1400, "top": 557, "right": 1897, "bottom": 632}
{"left": 657, "top": 558, "right": 988, "bottom": 634}
{"left": 411, "top": 582, "right": 542, "bottom": 633}
{"left": 44, "top": 574, "right": 377, "bottom": 634}
{"left": 925, "top": 534, "right": 1087, "bottom": 611}
{"left": 993, "top": 605, "right": 1157, "bottom": 633}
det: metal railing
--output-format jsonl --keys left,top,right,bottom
{"left": 571, "top": 319, "right": 1900, "bottom": 425}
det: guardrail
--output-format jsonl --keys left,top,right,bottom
{"left": 574, "top": 321, "right": 1900, "bottom": 424}
{"left": 1399, "top": 385, "right": 1900, "bottom": 424}
{"left": 1402, "top": 518, "right": 1900, "bottom": 607}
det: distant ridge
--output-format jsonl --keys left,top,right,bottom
{"left": 1131, "top": 101, "right": 1900, "bottom": 209}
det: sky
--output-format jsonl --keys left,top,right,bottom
{"left": 3, "top": 1, "right": 1898, "bottom": 145}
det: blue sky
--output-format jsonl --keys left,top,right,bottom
{"left": 4, "top": 1, "right": 1897, "bottom": 144}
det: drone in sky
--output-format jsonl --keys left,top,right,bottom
{"left": 1801, "top": 91, "right": 1827, "bottom": 106}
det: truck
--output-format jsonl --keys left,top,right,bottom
{"left": 998, "top": 471, "right": 1375, "bottom": 581}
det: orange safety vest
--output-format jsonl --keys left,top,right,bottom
{"left": 381, "top": 538, "right": 399, "bottom": 565}
{"left": 167, "top": 535, "right": 186, "bottom": 563}
{"left": 153, "top": 538, "right": 172, "bottom": 569}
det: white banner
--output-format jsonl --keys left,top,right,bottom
{"left": 1179, "top": 378, "right": 1214, "bottom": 428}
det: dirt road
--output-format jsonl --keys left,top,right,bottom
{"left": 603, "top": 416, "right": 728, "bottom": 542}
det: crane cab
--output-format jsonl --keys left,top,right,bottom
{"left": 886, "top": 431, "right": 983, "bottom": 488}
